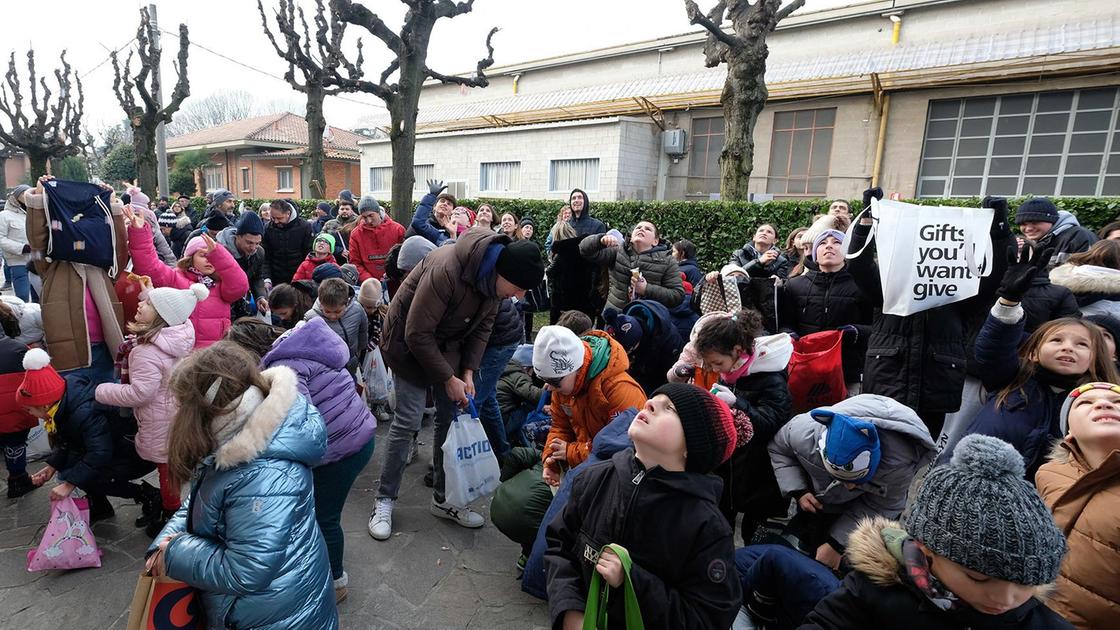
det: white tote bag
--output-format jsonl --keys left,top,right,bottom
{"left": 441, "top": 398, "right": 500, "bottom": 507}
{"left": 845, "top": 198, "right": 994, "bottom": 317}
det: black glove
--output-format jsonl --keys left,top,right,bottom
{"left": 862, "top": 187, "right": 884, "bottom": 208}
{"left": 426, "top": 179, "right": 447, "bottom": 196}
{"left": 997, "top": 242, "right": 1054, "bottom": 303}
{"left": 982, "top": 195, "right": 1010, "bottom": 232}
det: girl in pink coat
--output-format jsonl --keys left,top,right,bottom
{"left": 124, "top": 206, "right": 249, "bottom": 348}
{"left": 95, "top": 283, "right": 206, "bottom": 536}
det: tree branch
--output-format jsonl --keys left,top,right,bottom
{"left": 425, "top": 26, "right": 497, "bottom": 88}
{"left": 331, "top": 0, "right": 404, "bottom": 55}
{"left": 434, "top": 0, "right": 476, "bottom": 19}
{"left": 684, "top": 0, "right": 740, "bottom": 48}
{"left": 776, "top": 0, "right": 806, "bottom": 23}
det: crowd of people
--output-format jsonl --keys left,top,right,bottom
{"left": 1, "top": 175, "right": 1117, "bottom": 630}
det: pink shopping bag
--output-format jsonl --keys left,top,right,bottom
{"left": 26, "top": 496, "right": 102, "bottom": 571}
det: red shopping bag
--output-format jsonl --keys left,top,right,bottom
{"left": 787, "top": 331, "right": 847, "bottom": 413}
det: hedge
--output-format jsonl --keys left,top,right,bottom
{"left": 204, "top": 196, "right": 1120, "bottom": 272}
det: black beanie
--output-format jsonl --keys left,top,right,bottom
{"left": 496, "top": 240, "right": 545, "bottom": 290}
{"left": 652, "top": 383, "right": 737, "bottom": 473}
{"left": 1014, "top": 198, "right": 1059, "bottom": 225}
{"left": 236, "top": 210, "right": 266, "bottom": 236}
{"left": 1085, "top": 314, "right": 1120, "bottom": 347}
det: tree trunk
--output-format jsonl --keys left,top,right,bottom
{"left": 719, "top": 50, "right": 768, "bottom": 201}
{"left": 305, "top": 84, "right": 327, "bottom": 199}
{"left": 134, "top": 123, "right": 159, "bottom": 193}
{"left": 28, "top": 152, "right": 48, "bottom": 182}
{"left": 388, "top": 16, "right": 435, "bottom": 225}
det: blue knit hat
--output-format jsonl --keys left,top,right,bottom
{"left": 312, "top": 263, "right": 343, "bottom": 283}
{"left": 1014, "top": 197, "right": 1059, "bottom": 225}
{"left": 813, "top": 409, "right": 881, "bottom": 483}
{"left": 603, "top": 308, "right": 644, "bottom": 353}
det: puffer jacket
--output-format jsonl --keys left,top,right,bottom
{"left": 579, "top": 235, "right": 685, "bottom": 311}
{"left": 497, "top": 363, "right": 541, "bottom": 419}
{"left": 489, "top": 298, "right": 524, "bottom": 348}
{"left": 406, "top": 192, "right": 452, "bottom": 245}
{"left": 128, "top": 225, "right": 250, "bottom": 348}
{"left": 0, "top": 337, "right": 34, "bottom": 433}
{"left": 94, "top": 322, "right": 195, "bottom": 463}
{"left": 544, "top": 448, "right": 741, "bottom": 630}
{"left": 1036, "top": 440, "right": 1120, "bottom": 630}
{"left": 46, "top": 371, "right": 139, "bottom": 489}
{"left": 216, "top": 226, "right": 267, "bottom": 300}
{"left": 381, "top": 229, "right": 505, "bottom": 386}
{"left": 731, "top": 242, "right": 792, "bottom": 279}
{"left": 303, "top": 299, "right": 368, "bottom": 375}
{"left": 613, "top": 299, "right": 684, "bottom": 395}
{"left": 150, "top": 367, "right": 337, "bottom": 630}
{"left": 677, "top": 257, "right": 703, "bottom": 287}
{"left": 261, "top": 317, "right": 376, "bottom": 465}
{"left": 802, "top": 517, "right": 1073, "bottom": 629}
{"left": 1037, "top": 211, "right": 1098, "bottom": 269}
{"left": 769, "top": 395, "right": 936, "bottom": 548}
{"left": 262, "top": 215, "right": 314, "bottom": 286}
{"left": 543, "top": 330, "right": 647, "bottom": 468}
{"left": 0, "top": 198, "right": 30, "bottom": 265}
{"left": 779, "top": 263, "right": 873, "bottom": 382}
{"left": 0, "top": 296, "right": 43, "bottom": 346}
{"left": 1020, "top": 273, "right": 1080, "bottom": 330}
{"left": 349, "top": 215, "right": 405, "bottom": 281}
{"left": 1050, "top": 263, "right": 1120, "bottom": 319}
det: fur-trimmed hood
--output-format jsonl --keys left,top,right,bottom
{"left": 211, "top": 366, "right": 325, "bottom": 469}
{"left": 1049, "top": 263, "right": 1120, "bottom": 297}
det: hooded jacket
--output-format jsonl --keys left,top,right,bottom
{"left": 731, "top": 242, "right": 792, "bottom": 279}
{"left": 262, "top": 214, "right": 314, "bottom": 286}
{"left": 579, "top": 235, "right": 686, "bottom": 311}
{"left": 801, "top": 517, "right": 1073, "bottom": 630}
{"left": 94, "top": 322, "right": 195, "bottom": 463}
{"left": 1, "top": 295, "right": 43, "bottom": 346}
{"left": 678, "top": 257, "right": 703, "bottom": 287}
{"left": 0, "top": 198, "right": 30, "bottom": 265}
{"left": 128, "top": 224, "right": 250, "bottom": 349}
{"left": 1037, "top": 211, "right": 1098, "bottom": 269}
{"left": 45, "top": 372, "right": 139, "bottom": 489}
{"left": 349, "top": 215, "right": 405, "bottom": 281}
{"left": 545, "top": 448, "right": 741, "bottom": 630}
{"left": 262, "top": 317, "right": 376, "bottom": 465}
{"left": 567, "top": 188, "right": 606, "bottom": 237}
{"left": 1049, "top": 263, "right": 1120, "bottom": 319}
{"left": 381, "top": 229, "right": 505, "bottom": 386}
{"left": 303, "top": 299, "right": 368, "bottom": 375}
{"left": 769, "top": 395, "right": 936, "bottom": 548}
{"left": 150, "top": 367, "right": 337, "bottom": 630}
{"left": 489, "top": 297, "right": 525, "bottom": 348}
{"left": 543, "top": 330, "right": 647, "bottom": 468}
{"left": 548, "top": 235, "right": 604, "bottom": 317}
{"left": 0, "top": 337, "right": 34, "bottom": 434}
{"left": 497, "top": 363, "right": 542, "bottom": 419}
{"left": 406, "top": 192, "right": 452, "bottom": 246}
{"left": 779, "top": 263, "right": 874, "bottom": 383}
{"left": 1035, "top": 440, "right": 1120, "bottom": 630}
{"left": 613, "top": 299, "right": 685, "bottom": 395}
{"left": 216, "top": 226, "right": 267, "bottom": 300}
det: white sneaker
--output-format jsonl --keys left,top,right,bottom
{"left": 430, "top": 498, "right": 484, "bottom": 529}
{"left": 368, "top": 498, "right": 394, "bottom": 540}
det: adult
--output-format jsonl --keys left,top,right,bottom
{"left": 544, "top": 205, "right": 571, "bottom": 254}
{"left": 193, "top": 188, "right": 237, "bottom": 235}
{"left": 567, "top": 189, "right": 604, "bottom": 236}
{"left": 323, "top": 193, "right": 359, "bottom": 235}
{"left": 158, "top": 206, "right": 193, "bottom": 259}
{"left": 125, "top": 206, "right": 249, "bottom": 348}
{"left": 498, "top": 212, "right": 521, "bottom": 240}
{"left": 349, "top": 194, "right": 404, "bottom": 282}
{"left": 217, "top": 211, "right": 270, "bottom": 318}
{"left": 263, "top": 199, "right": 314, "bottom": 287}
{"left": 1050, "top": 239, "right": 1120, "bottom": 319}
{"left": 176, "top": 194, "right": 201, "bottom": 227}
{"left": 579, "top": 220, "right": 685, "bottom": 311}
{"left": 731, "top": 223, "right": 791, "bottom": 279}
{"left": 0, "top": 185, "right": 33, "bottom": 302}
{"left": 518, "top": 217, "right": 536, "bottom": 241}
{"left": 475, "top": 203, "right": 496, "bottom": 231}
{"left": 672, "top": 238, "right": 703, "bottom": 287}
{"left": 311, "top": 201, "right": 333, "bottom": 235}
{"left": 368, "top": 225, "right": 545, "bottom": 539}
{"left": 827, "top": 198, "right": 851, "bottom": 219}
{"left": 406, "top": 180, "right": 455, "bottom": 245}
{"left": 1097, "top": 220, "right": 1120, "bottom": 241}
{"left": 1016, "top": 197, "right": 1098, "bottom": 269}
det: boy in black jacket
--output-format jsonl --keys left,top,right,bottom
{"left": 545, "top": 383, "right": 744, "bottom": 630}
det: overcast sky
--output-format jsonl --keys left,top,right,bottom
{"left": 2, "top": 0, "right": 848, "bottom": 136}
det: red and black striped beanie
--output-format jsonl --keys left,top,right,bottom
{"left": 653, "top": 383, "right": 737, "bottom": 473}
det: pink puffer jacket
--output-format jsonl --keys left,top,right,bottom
{"left": 127, "top": 225, "right": 250, "bottom": 348}
{"left": 94, "top": 322, "right": 195, "bottom": 463}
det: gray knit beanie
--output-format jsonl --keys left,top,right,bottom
{"left": 904, "top": 435, "right": 1066, "bottom": 585}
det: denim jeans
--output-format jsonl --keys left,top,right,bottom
{"left": 735, "top": 544, "right": 840, "bottom": 629}
{"left": 1, "top": 428, "right": 30, "bottom": 477}
{"left": 473, "top": 343, "right": 517, "bottom": 461}
{"left": 8, "top": 264, "right": 29, "bottom": 302}
{"left": 314, "top": 437, "right": 375, "bottom": 579}
{"left": 377, "top": 374, "right": 458, "bottom": 503}
{"left": 61, "top": 342, "right": 115, "bottom": 386}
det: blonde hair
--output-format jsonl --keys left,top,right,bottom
{"left": 127, "top": 306, "right": 169, "bottom": 344}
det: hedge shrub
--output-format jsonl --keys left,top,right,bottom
{"left": 200, "top": 196, "right": 1120, "bottom": 272}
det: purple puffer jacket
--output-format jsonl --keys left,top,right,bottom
{"left": 261, "top": 317, "right": 376, "bottom": 465}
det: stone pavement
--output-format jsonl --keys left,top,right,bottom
{"left": 0, "top": 420, "right": 551, "bottom": 629}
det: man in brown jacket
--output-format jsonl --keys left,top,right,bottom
{"left": 369, "top": 226, "right": 545, "bottom": 540}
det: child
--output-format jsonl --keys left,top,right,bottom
{"left": 1035, "top": 383, "right": 1120, "bottom": 629}
{"left": 802, "top": 435, "right": 1072, "bottom": 629}
{"left": 94, "top": 284, "right": 207, "bottom": 536}
{"left": 670, "top": 309, "right": 793, "bottom": 542}
{"left": 305, "top": 278, "right": 368, "bottom": 377}
{"left": 768, "top": 394, "right": 937, "bottom": 569}
{"left": 496, "top": 344, "right": 543, "bottom": 443}
{"left": 23, "top": 349, "right": 160, "bottom": 523}
{"left": 293, "top": 233, "right": 338, "bottom": 282}
{"left": 145, "top": 341, "right": 338, "bottom": 628}
{"left": 269, "top": 281, "right": 317, "bottom": 328}
{"left": 545, "top": 383, "right": 742, "bottom": 628}
{"left": 0, "top": 336, "right": 35, "bottom": 498}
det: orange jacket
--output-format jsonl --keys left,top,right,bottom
{"left": 543, "top": 330, "right": 646, "bottom": 468}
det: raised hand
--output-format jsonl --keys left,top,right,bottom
{"left": 861, "top": 187, "right": 883, "bottom": 208}
{"left": 997, "top": 242, "right": 1054, "bottom": 304}
{"left": 426, "top": 179, "right": 447, "bottom": 196}
{"left": 121, "top": 204, "right": 146, "bottom": 229}
{"left": 201, "top": 232, "right": 218, "bottom": 253}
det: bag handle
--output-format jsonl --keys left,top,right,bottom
{"left": 843, "top": 201, "right": 878, "bottom": 261}
{"left": 582, "top": 543, "right": 645, "bottom": 630}
{"left": 960, "top": 207, "right": 995, "bottom": 279}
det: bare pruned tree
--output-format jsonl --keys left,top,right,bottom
{"left": 0, "top": 49, "right": 85, "bottom": 180}
{"left": 111, "top": 6, "right": 190, "bottom": 194}
{"left": 260, "top": 0, "right": 353, "bottom": 199}
{"left": 325, "top": 0, "right": 497, "bottom": 221}
{"left": 685, "top": 0, "right": 803, "bottom": 200}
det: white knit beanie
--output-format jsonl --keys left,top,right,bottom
{"left": 357, "top": 278, "right": 383, "bottom": 308}
{"left": 147, "top": 283, "right": 209, "bottom": 326}
{"left": 532, "top": 326, "right": 585, "bottom": 379}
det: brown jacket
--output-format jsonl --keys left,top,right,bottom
{"left": 25, "top": 190, "right": 127, "bottom": 371}
{"left": 381, "top": 229, "right": 506, "bottom": 386}
{"left": 1035, "top": 439, "right": 1120, "bottom": 629}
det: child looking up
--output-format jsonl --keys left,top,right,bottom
{"left": 294, "top": 233, "right": 338, "bottom": 282}
{"left": 545, "top": 383, "right": 742, "bottom": 629}
{"left": 304, "top": 278, "right": 368, "bottom": 378}
{"left": 95, "top": 284, "right": 207, "bottom": 536}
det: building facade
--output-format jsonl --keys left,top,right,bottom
{"left": 359, "top": 0, "right": 1120, "bottom": 202}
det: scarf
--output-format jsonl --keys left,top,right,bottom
{"left": 475, "top": 242, "right": 503, "bottom": 298}
{"left": 115, "top": 334, "right": 141, "bottom": 385}
{"left": 720, "top": 352, "right": 757, "bottom": 383}
{"left": 882, "top": 527, "right": 961, "bottom": 612}
{"left": 43, "top": 402, "right": 60, "bottom": 435}
{"left": 189, "top": 267, "right": 216, "bottom": 289}
{"left": 1034, "top": 366, "right": 1083, "bottom": 393}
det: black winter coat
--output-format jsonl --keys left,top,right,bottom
{"left": 779, "top": 264, "right": 873, "bottom": 382}
{"left": 46, "top": 373, "right": 141, "bottom": 489}
{"left": 717, "top": 369, "right": 793, "bottom": 517}
{"left": 263, "top": 216, "right": 314, "bottom": 286}
{"left": 548, "top": 236, "right": 605, "bottom": 319}
{"left": 678, "top": 258, "right": 703, "bottom": 287}
{"left": 731, "top": 243, "right": 791, "bottom": 279}
{"left": 545, "top": 449, "right": 741, "bottom": 630}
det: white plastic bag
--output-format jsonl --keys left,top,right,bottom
{"left": 845, "top": 198, "right": 994, "bottom": 317}
{"left": 361, "top": 346, "right": 392, "bottom": 403}
{"left": 441, "top": 399, "right": 500, "bottom": 507}
{"left": 26, "top": 419, "right": 51, "bottom": 462}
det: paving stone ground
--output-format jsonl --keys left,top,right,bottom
{"left": 0, "top": 420, "right": 550, "bottom": 629}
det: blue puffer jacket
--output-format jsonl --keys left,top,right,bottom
{"left": 262, "top": 317, "right": 376, "bottom": 465}
{"left": 149, "top": 366, "right": 337, "bottom": 630}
